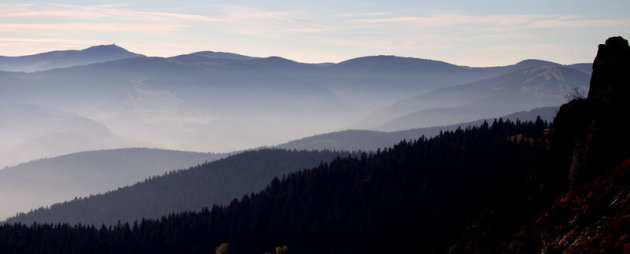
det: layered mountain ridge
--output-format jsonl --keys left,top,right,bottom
{"left": 0, "top": 38, "right": 623, "bottom": 254}
{"left": 0, "top": 45, "right": 590, "bottom": 167}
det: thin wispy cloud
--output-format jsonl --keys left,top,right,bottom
{"left": 0, "top": 23, "right": 182, "bottom": 33}
{"left": 284, "top": 27, "right": 337, "bottom": 34}
{"left": 0, "top": 38, "right": 102, "bottom": 46}
{"left": 0, "top": 3, "right": 313, "bottom": 37}
{"left": 527, "top": 18, "right": 630, "bottom": 29}
{"left": 347, "top": 14, "right": 628, "bottom": 28}
{"left": 221, "top": 6, "right": 299, "bottom": 22}
{"left": 205, "top": 5, "right": 339, "bottom": 38}
{"left": 1, "top": 1, "right": 628, "bottom": 65}
{"left": 6, "top": 4, "right": 218, "bottom": 21}
{"left": 336, "top": 12, "right": 391, "bottom": 17}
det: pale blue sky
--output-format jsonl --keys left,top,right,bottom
{"left": 1, "top": 0, "right": 628, "bottom": 66}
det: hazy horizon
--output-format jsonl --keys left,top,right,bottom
{"left": 1, "top": 0, "right": 628, "bottom": 66}
{"left": 0, "top": 43, "right": 594, "bottom": 67}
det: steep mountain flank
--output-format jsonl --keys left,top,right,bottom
{"left": 5, "top": 150, "right": 346, "bottom": 225}
{"left": 0, "top": 148, "right": 224, "bottom": 220}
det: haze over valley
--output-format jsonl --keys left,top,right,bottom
{"left": 0, "top": 44, "right": 591, "bottom": 221}
{"left": 2, "top": 1, "right": 629, "bottom": 252}
{"left": 0, "top": 45, "right": 590, "bottom": 169}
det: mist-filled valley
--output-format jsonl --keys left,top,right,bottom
{"left": 0, "top": 45, "right": 590, "bottom": 168}
{"left": 0, "top": 44, "right": 589, "bottom": 221}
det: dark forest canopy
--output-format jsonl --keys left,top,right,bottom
{"left": 0, "top": 119, "right": 550, "bottom": 254}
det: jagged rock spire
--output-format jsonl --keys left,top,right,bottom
{"left": 566, "top": 36, "right": 630, "bottom": 187}
{"left": 588, "top": 36, "right": 630, "bottom": 102}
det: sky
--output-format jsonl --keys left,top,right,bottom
{"left": 1, "top": 0, "right": 629, "bottom": 66}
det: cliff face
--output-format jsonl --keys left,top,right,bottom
{"left": 451, "top": 37, "right": 630, "bottom": 253}
{"left": 508, "top": 36, "right": 630, "bottom": 253}
{"left": 588, "top": 36, "right": 630, "bottom": 101}
{"left": 550, "top": 36, "right": 630, "bottom": 189}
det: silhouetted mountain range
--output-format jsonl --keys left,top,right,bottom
{"left": 0, "top": 148, "right": 223, "bottom": 221}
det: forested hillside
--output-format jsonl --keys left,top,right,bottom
{"left": 0, "top": 119, "right": 549, "bottom": 253}
{"left": 6, "top": 149, "right": 347, "bottom": 225}
{"left": 278, "top": 106, "right": 558, "bottom": 151}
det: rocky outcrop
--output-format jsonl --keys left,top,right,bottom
{"left": 451, "top": 36, "right": 630, "bottom": 253}
{"left": 505, "top": 36, "right": 630, "bottom": 253}
{"left": 550, "top": 36, "right": 630, "bottom": 189}
{"left": 588, "top": 36, "right": 630, "bottom": 101}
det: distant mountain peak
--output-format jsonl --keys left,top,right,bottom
{"left": 0, "top": 44, "right": 143, "bottom": 72}
{"left": 190, "top": 51, "right": 256, "bottom": 61}
{"left": 340, "top": 55, "right": 429, "bottom": 63}
{"left": 81, "top": 44, "right": 142, "bottom": 57}
{"left": 84, "top": 44, "right": 128, "bottom": 52}
{"left": 261, "top": 56, "right": 296, "bottom": 63}
{"left": 336, "top": 55, "right": 459, "bottom": 72}
{"left": 514, "top": 59, "right": 559, "bottom": 68}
